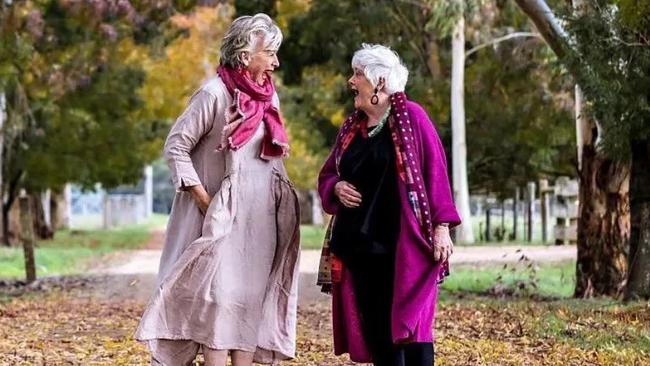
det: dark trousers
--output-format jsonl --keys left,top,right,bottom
{"left": 347, "top": 253, "right": 435, "bottom": 366}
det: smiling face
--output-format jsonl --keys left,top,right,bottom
{"left": 242, "top": 35, "right": 280, "bottom": 85}
{"left": 348, "top": 67, "right": 379, "bottom": 111}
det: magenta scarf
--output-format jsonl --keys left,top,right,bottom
{"left": 217, "top": 65, "right": 289, "bottom": 159}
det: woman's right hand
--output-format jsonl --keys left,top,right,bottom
{"left": 187, "top": 185, "right": 212, "bottom": 214}
{"left": 334, "top": 181, "right": 362, "bottom": 208}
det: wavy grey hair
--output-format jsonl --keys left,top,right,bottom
{"left": 351, "top": 43, "right": 409, "bottom": 94}
{"left": 219, "top": 13, "right": 283, "bottom": 68}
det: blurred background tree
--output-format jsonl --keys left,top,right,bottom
{"left": 277, "top": 0, "right": 574, "bottom": 199}
{"left": 0, "top": 0, "right": 214, "bottom": 243}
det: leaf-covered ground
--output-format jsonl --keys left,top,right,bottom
{"left": 0, "top": 276, "right": 648, "bottom": 365}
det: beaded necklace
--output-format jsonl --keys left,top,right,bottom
{"left": 366, "top": 106, "right": 391, "bottom": 138}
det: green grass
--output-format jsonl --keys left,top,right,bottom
{"left": 299, "top": 224, "right": 560, "bottom": 249}
{"left": 441, "top": 260, "right": 576, "bottom": 298}
{"left": 40, "top": 227, "right": 151, "bottom": 250}
{"left": 526, "top": 299, "right": 650, "bottom": 352}
{"left": 0, "top": 216, "right": 160, "bottom": 279}
{"left": 0, "top": 247, "right": 100, "bottom": 278}
{"left": 436, "top": 292, "right": 650, "bottom": 359}
{"left": 455, "top": 240, "right": 554, "bottom": 247}
{"left": 300, "top": 225, "right": 326, "bottom": 250}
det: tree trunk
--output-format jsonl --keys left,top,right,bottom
{"left": 19, "top": 194, "right": 36, "bottom": 283}
{"left": 451, "top": 9, "right": 474, "bottom": 244}
{"left": 513, "top": 0, "right": 569, "bottom": 59}
{"left": 0, "top": 92, "right": 5, "bottom": 246}
{"left": 575, "top": 142, "right": 630, "bottom": 298}
{"left": 625, "top": 139, "right": 650, "bottom": 300}
{"left": 2, "top": 202, "right": 9, "bottom": 246}
{"left": 30, "top": 192, "right": 53, "bottom": 240}
{"left": 573, "top": 73, "right": 630, "bottom": 299}
{"left": 424, "top": 37, "right": 442, "bottom": 81}
{"left": 50, "top": 188, "right": 71, "bottom": 230}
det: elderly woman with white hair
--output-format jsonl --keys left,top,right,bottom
{"left": 136, "top": 13, "right": 300, "bottom": 366}
{"left": 317, "top": 44, "right": 461, "bottom": 366}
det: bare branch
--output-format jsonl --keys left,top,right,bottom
{"left": 610, "top": 37, "right": 650, "bottom": 48}
{"left": 465, "top": 32, "right": 542, "bottom": 57}
{"left": 513, "top": 0, "right": 570, "bottom": 58}
{"left": 395, "top": 0, "right": 432, "bottom": 11}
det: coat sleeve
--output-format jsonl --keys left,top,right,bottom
{"left": 163, "top": 90, "right": 217, "bottom": 192}
{"left": 317, "top": 147, "right": 341, "bottom": 215}
{"left": 408, "top": 102, "right": 461, "bottom": 228}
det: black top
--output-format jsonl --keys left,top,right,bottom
{"left": 330, "top": 123, "right": 401, "bottom": 262}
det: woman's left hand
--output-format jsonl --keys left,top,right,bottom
{"left": 432, "top": 225, "right": 454, "bottom": 262}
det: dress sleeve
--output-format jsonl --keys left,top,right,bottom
{"left": 409, "top": 103, "right": 462, "bottom": 228}
{"left": 163, "top": 90, "right": 217, "bottom": 192}
{"left": 317, "top": 147, "right": 341, "bottom": 215}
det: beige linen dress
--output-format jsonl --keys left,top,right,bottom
{"left": 135, "top": 76, "right": 300, "bottom": 365}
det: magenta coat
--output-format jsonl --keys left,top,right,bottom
{"left": 318, "top": 100, "right": 461, "bottom": 362}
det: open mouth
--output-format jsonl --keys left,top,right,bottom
{"left": 351, "top": 89, "right": 359, "bottom": 97}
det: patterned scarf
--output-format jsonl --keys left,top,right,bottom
{"left": 217, "top": 65, "right": 289, "bottom": 159}
{"left": 318, "top": 92, "right": 449, "bottom": 292}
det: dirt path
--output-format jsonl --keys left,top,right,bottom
{"left": 92, "top": 236, "right": 576, "bottom": 305}
{"left": 96, "top": 244, "right": 577, "bottom": 276}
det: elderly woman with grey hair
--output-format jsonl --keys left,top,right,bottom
{"left": 136, "top": 14, "right": 300, "bottom": 366}
{"left": 317, "top": 44, "right": 461, "bottom": 366}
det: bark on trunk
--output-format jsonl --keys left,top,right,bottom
{"left": 425, "top": 37, "right": 442, "bottom": 81}
{"left": 30, "top": 192, "right": 53, "bottom": 240}
{"left": 2, "top": 204, "right": 9, "bottom": 246}
{"left": 625, "top": 139, "right": 650, "bottom": 300}
{"left": 19, "top": 194, "right": 36, "bottom": 283}
{"left": 50, "top": 189, "right": 71, "bottom": 230}
{"left": 3, "top": 190, "right": 16, "bottom": 246}
{"left": 575, "top": 142, "right": 630, "bottom": 298}
{"left": 0, "top": 92, "right": 5, "bottom": 246}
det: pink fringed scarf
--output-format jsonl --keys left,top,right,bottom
{"left": 217, "top": 65, "right": 289, "bottom": 159}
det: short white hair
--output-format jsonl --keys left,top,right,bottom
{"left": 351, "top": 43, "right": 409, "bottom": 94}
{"left": 220, "top": 13, "right": 282, "bottom": 68}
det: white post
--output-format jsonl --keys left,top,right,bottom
{"left": 144, "top": 165, "right": 153, "bottom": 218}
{"left": 62, "top": 184, "right": 72, "bottom": 229}
{"left": 540, "top": 179, "right": 551, "bottom": 243}
{"left": 451, "top": 8, "right": 474, "bottom": 243}
{"left": 41, "top": 189, "right": 51, "bottom": 230}
{"left": 310, "top": 190, "right": 324, "bottom": 225}
{"left": 103, "top": 193, "right": 110, "bottom": 229}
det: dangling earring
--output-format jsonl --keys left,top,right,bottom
{"left": 371, "top": 87, "right": 379, "bottom": 105}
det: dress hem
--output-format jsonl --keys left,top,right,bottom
{"left": 136, "top": 331, "right": 295, "bottom": 364}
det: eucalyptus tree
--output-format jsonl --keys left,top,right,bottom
{"left": 515, "top": 0, "right": 650, "bottom": 298}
